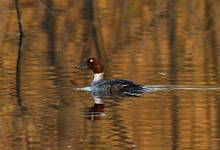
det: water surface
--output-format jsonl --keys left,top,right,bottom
{"left": 0, "top": 0, "right": 220, "bottom": 149}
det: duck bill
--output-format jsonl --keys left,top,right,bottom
{"left": 76, "top": 61, "right": 89, "bottom": 69}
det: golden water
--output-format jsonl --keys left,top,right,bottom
{"left": 0, "top": 0, "right": 220, "bottom": 149}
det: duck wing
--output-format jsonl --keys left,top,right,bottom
{"left": 97, "top": 79, "right": 143, "bottom": 93}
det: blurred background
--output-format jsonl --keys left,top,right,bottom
{"left": 0, "top": 0, "right": 220, "bottom": 149}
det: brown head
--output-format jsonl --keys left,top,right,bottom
{"left": 77, "top": 57, "right": 104, "bottom": 73}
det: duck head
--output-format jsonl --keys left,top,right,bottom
{"left": 77, "top": 57, "right": 104, "bottom": 73}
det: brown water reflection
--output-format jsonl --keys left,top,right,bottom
{"left": 0, "top": 0, "right": 220, "bottom": 149}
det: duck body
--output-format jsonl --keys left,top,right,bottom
{"left": 92, "top": 79, "right": 144, "bottom": 93}
{"left": 77, "top": 57, "right": 145, "bottom": 95}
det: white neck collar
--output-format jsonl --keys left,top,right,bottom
{"left": 92, "top": 73, "right": 104, "bottom": 86}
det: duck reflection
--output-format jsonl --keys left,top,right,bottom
{"left": 83, "top": 92, "right": 105, "bottom": 120}
{"left": 83, "top": 90, "right": 141, "bottom": 120}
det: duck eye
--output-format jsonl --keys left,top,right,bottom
{"left": 89, "top": 59, "right": 94, "bottom": 63}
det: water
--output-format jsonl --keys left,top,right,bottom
{"left": 1, "top": 0, "right": 220, "bottom": 149}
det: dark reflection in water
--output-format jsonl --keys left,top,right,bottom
{"left": 1, "top": 0, "right": 220, "bottom": 149}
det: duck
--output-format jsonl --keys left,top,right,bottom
{"left": 77, "top": 57, "right": 145, "bottom": 95}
